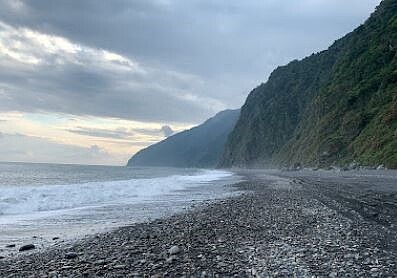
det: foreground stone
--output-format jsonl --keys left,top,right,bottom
{"left": 168, "top": 245, "right": 181, "bottom": 255}
{"left": 18, "top": 244, "right": 35, "bottom": 252}
{"left": 64, "top": 252, "right": 78, "bottom": 259}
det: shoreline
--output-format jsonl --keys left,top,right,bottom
{"left": 1, "top": 170, "right": 396, "bottom": 276}
{"left": 0, "top": 169, "right": 241, "bottom": 260}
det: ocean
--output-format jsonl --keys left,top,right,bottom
{"left": 0, "top": 162, "right": 241, "bottom": 254}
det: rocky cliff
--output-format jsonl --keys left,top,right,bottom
{"left": 221, "top": 0, "right": 397, "bottom": 169}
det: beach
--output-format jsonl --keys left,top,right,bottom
{"left": 0, "top": 169, "right": 396, "bottom": 277}
{"left": 0, "top": 164, "right": 241, "bottom": 258}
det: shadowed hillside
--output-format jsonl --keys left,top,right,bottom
{"left": 128, "top": 109, "right": 240, "bottom": 168}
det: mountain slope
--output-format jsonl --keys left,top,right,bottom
{"left": 127, "top": 109, "right": 240, "bottom": 168}
{"left": 221, "top": 0, "right": 397, "bottom": 169}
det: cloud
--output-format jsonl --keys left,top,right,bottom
{"left": 0, "top": 0, "right": 381, "bottom": 125}
{"left": 161, "top": 125, "right": 174, "bottom": 137}
{"left": 66, "top": 124, "right": 176, "bottom": 140}
{"left": 66, "top": 126, "right": 135, "bottom": 140}
{"left": 131, "top": 126, "right": 177, "bottom": 138}
{"left": 0, "top": 20, "right": 224, "bottom": 123}
{"left": 0, "top": 132, "right": 111, "bottom": 165}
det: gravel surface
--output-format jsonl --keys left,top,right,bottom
{"left": 0, "top": 170, "right": 396, "bottom": 277}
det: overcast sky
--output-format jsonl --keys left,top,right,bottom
{"left": 0, "top": 0, "right": 381, "bottom": 165}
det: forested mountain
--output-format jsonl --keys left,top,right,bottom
{"left": 127, "top": 109, "right": 240, "bottom": 168}
{"left": 221, "top": 0, "right": 397, "bottom": 169}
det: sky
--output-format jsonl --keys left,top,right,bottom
{"left": 0, "top": 0, "right": 382, "bottom": 165}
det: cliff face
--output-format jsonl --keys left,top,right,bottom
{"left": 127, "top": 109, "right": 240, "bottom": 168}
{"left": 221, "top": 0, "right": 397, "bottom": 169}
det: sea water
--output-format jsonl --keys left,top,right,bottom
{"left": 0, "top": 162, "right": 241, "bottom": 254}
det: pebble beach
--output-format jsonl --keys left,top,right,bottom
{"left": 0, "top": 170, "right": 396, "bottom": 277}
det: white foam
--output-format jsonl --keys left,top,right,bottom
{"left": 0, "top": 169, "right": 232, "bottom": 220}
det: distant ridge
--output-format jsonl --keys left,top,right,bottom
{"left": 221, "top": 0, "right": 397, "bottom": 169}
{"left": 127, "top": 109, "right": 240, "bottom": 168}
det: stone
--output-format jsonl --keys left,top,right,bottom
{"left": 376, "top": 164, "right": 385, "bottom": 170}
{"left": 348, "top": 161, "right": 359, "bottom": 170}
{"left": 113, "top": 264, "right": 126, "bottom": 269}
{"left": 19, "top": 244, "right": 35, "bottom": 252}
{"left": 94, "top": 259, "right": 106, "bottom": 265}
{"left": 166, "top": 255, "right": 177, "bottom": 263}
{"left": 6, "top": 244, "right": 16, "bottom": 248}
{"left": 65, "top": 252, "right": 78, "bottom": 259}
{"left": 168, "top": 245, "right": 181, "bottom": 255}
{"left": 61, "top": 266, "right": 72, "bottom": 270}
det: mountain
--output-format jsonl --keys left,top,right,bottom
{"left": 127, "top": 109, "right": 240, "bottom": 168}
{"left": 221, "top": 0, "right": 397, "bottom": 169}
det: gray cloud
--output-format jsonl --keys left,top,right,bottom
{"left": 0, "top": 133, "right": 111, "bottom": 165}
{"left": 161, "top": 125, "right": 174, "bottom": 137}
{"left": 0, "top": 0, "right": 381, "bottom": 124}
{"left": 66, "top": 127, "right": 135, "bottom": 140}
{"left": 66, "top": 125, "right": 174, "bottom": 141}
{"left": 93, "top": 139, "right": 154, "bottom": 147}
{"left": 0, "top": 21, "right": 220, "bottom": 123}
{"left": 131, "top": 126, "right": 176, "bottom": 138}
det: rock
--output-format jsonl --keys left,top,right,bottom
{"left": 331, "top": 166, "right": 341, "bottom": 172}
{"left": 369, "top": 211, "right": 379, "bottom": 218}
{"left": 65, "top": 252, "right": 78, "bottom": 259}
{"left": 348, "top": 161, "right": 359, "bottom": 170}
{"left": 6, "top": 244, "right": 16, "bottom": 248}
{"left": 94, "top": 259, "right": 106, "bottom": 265}
{"left": 61, "top": 266, "right": 72, "bottom": 270}
{"left": 168, "top": 245, "right": 181, "bottom": 255}
{"left": 48, "top": 271, "right": 58, "bottom": 277}
{"left": 329, "top": 272, "right": 337, "bottom": 277}
{"left": 166, "top": 255, "right": 177, "bottom": 264}
{"left": 292, "top": 162, "right": 302, "bottom": 171}
{"left": 19, "top": 244, "right": 35, "bottom": 252}
{"left": 52, "top": 237, "right": 60, "bottom": 241}
{"left": 113, "top": 264, "right": 126, "bottom": 270}
{"left": 376, "top": 164, "right": 385, "bottom": 170}
{"left": 0, "top": 256, "right": 4, "bottom": 259}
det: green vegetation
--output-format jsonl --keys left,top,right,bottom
{"left": 221, "top": 0, "right": 397, "bottom": 169}
{"left": 127, "top": 109, "right": 240, "bottom": 168}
